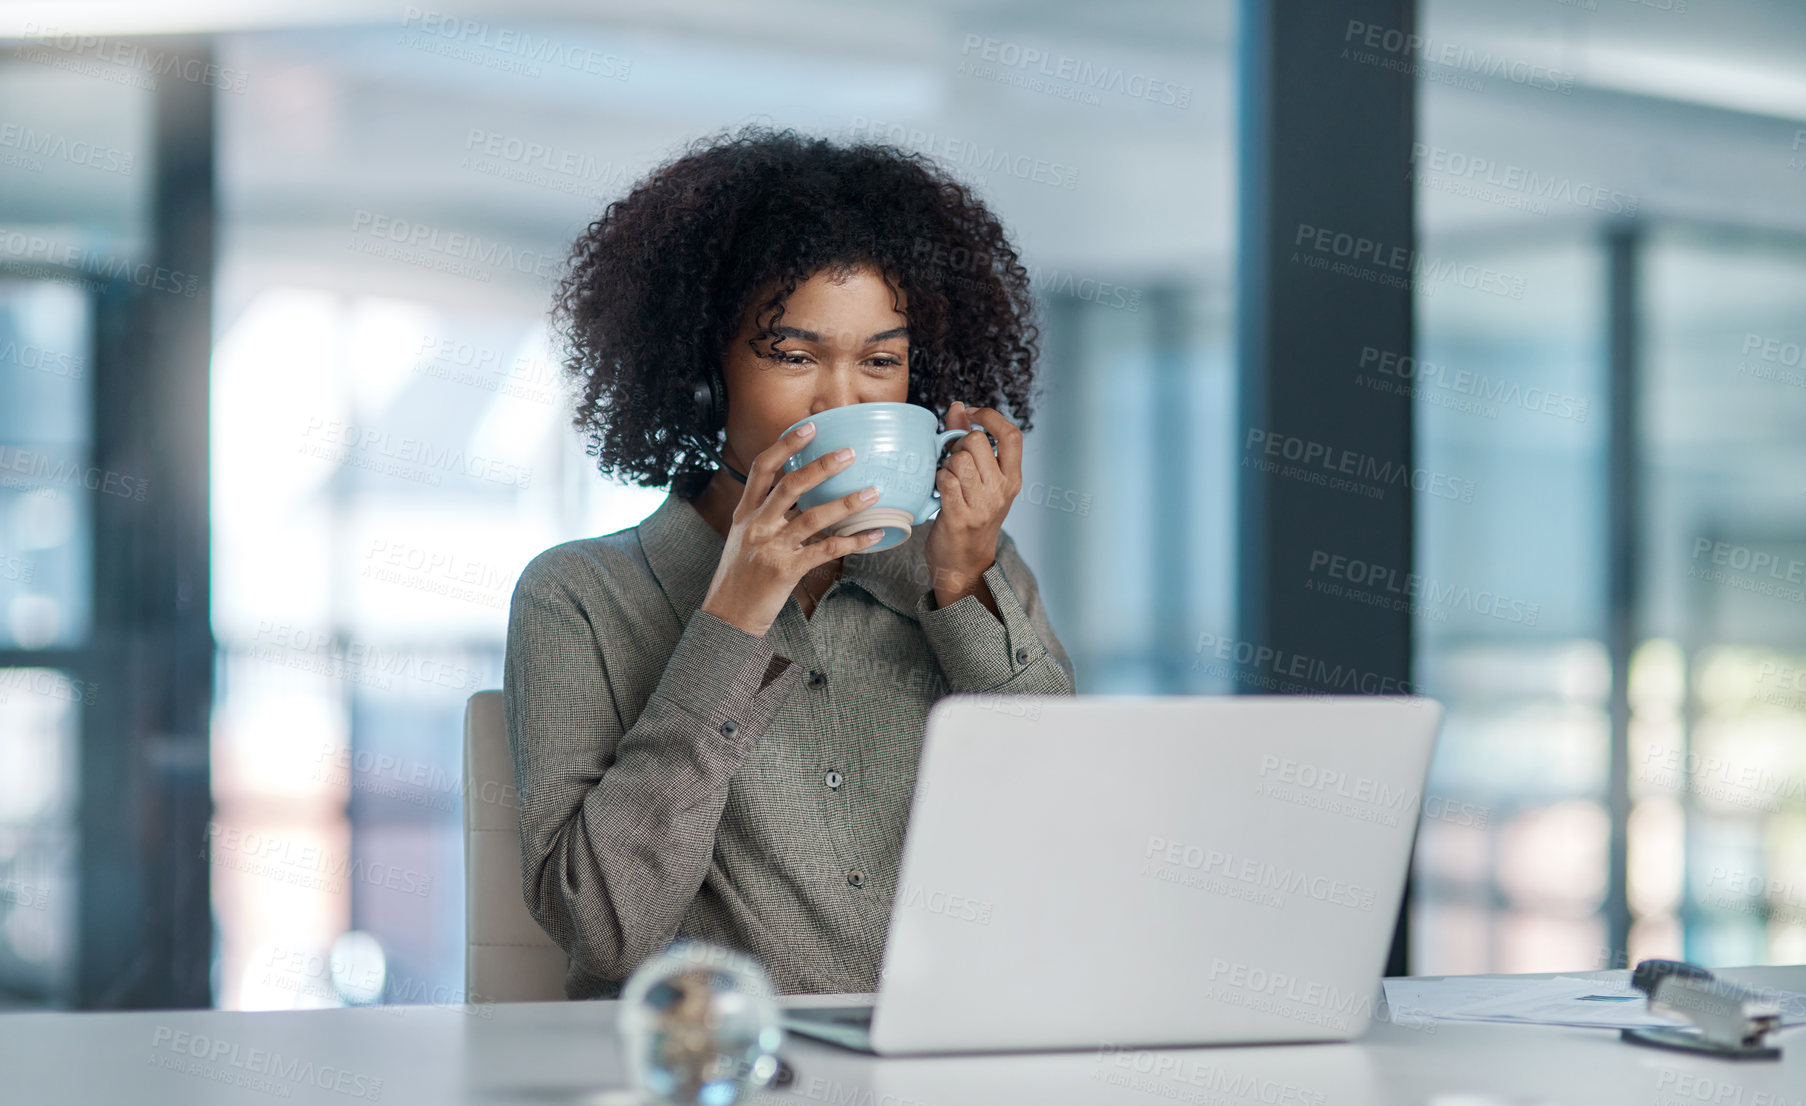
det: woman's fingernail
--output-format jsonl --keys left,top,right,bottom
{"left": 835, "top": 447, "right": 854, "bottom": 461}
{"left": 859, "top": 486, "right": 879, "bottom": 501}
{"left": 798, "top": 422, "right": 815, "bottom": 435}
{"left": 865, "top": 530, "right": 883, "bottom": 541}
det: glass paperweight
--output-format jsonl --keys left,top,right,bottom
{"left": 616, "top": 940, "right": 785, "bottom": 1106}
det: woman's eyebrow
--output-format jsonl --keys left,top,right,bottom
{"left": 769, "top": 325, "right": 909, "bottom": 344}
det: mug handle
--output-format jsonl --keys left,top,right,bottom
{"left": 912, "top": 427, "right": 997, "bottom": 525}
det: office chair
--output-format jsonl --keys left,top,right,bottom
{"left": 463, "top": 690, "right": 571, "bottom": 1002}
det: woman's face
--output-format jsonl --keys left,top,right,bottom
{"left": 718, "top": 265, "right": 911, "bottom": 470}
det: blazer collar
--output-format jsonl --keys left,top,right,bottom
{"left": 637, "top": 491, "right": 934, "bottom": 625}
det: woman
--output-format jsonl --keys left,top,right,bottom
{"left": 504, "top": 125, "right": 1075, "bottom": 999}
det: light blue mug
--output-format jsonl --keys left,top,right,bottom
{"left": 780, "top": 402, "right": 994, "bottom": 553}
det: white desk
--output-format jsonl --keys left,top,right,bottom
{"left": 7, "top": 967, "right": 1804, "bottom": 1105}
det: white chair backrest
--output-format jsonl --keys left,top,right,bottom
{"left": 464, "top": 689, "right": 570, "bottom": 1002}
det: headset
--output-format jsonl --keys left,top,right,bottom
{"left": 691, "top": 363, "right": 748, "bottom": 484}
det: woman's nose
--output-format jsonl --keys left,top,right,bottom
{"left": 811, "top": 374, "right": 862, "bottom": 413}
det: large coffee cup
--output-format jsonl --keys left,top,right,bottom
{"left": 780, "top": 402, "right": 995, "bottom": 553}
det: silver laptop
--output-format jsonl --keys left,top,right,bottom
{"left": 783, "top": 694, "right": 1443, "bottom": 1055}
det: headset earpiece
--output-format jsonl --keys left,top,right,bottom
{"left": 693, "top": 364, "right": 747, "bottom": 484}
{"left": 693, "top": 366, "right": 726, "bottom": 434}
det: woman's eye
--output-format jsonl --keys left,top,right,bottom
{"left": 772, "top": 351, "right": 811, "bottom": 365}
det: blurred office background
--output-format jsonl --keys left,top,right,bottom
{"left": 1, "top": 0, "right": 1803, "bottom": 1009}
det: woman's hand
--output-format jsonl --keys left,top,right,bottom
{"left": 699, "top": 422, "right": 885, "bottom": 637}
{"left": 923, "top": 401, "right": 1023, "bottom": 616}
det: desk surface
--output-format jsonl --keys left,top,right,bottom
{"left": 6, "top": 966, "right": 1804, "bottom": 1105}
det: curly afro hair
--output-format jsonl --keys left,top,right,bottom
{"left": 551, "top": 124, "right": 1043, "bottom": 501}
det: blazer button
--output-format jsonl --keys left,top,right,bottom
{"left": 846, "top": 870, "right": 865, "bottom": 889}
{"left": 719, "top": 720, "right": 739, "bottom": 738}
{"left": 1015, "top": 647, "right": 1030, "bottom": 665}
{"left": 807, "top": 670, "right": 827, "bottom": 689}
{"left": 825, "top": 770, "right": 843, "bottom": 790}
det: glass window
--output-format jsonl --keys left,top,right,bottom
{"left": 2, "top": 35, "right": 152, "bottom": 1009}
{"left": 0, "top": 280, "right": 92, "bottom": 650}
{"left": 1642, "top": 226, "right": 1806, "bottom": 967}
{"left": 1413, "top": 0, "right": 1806, "bottom": 973}
{"left": 0, "top": 278, "right": 94, "bottom": 1002}
{"left": 0, "top": 668, "right": 80, "bottom": 1001}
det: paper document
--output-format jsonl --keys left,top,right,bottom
{"left": 1381, "top": 976, "right": 1533, "bottom": 1030}
{"left": 1382, "top": 973, "right": 1806, "bottom": 1032}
